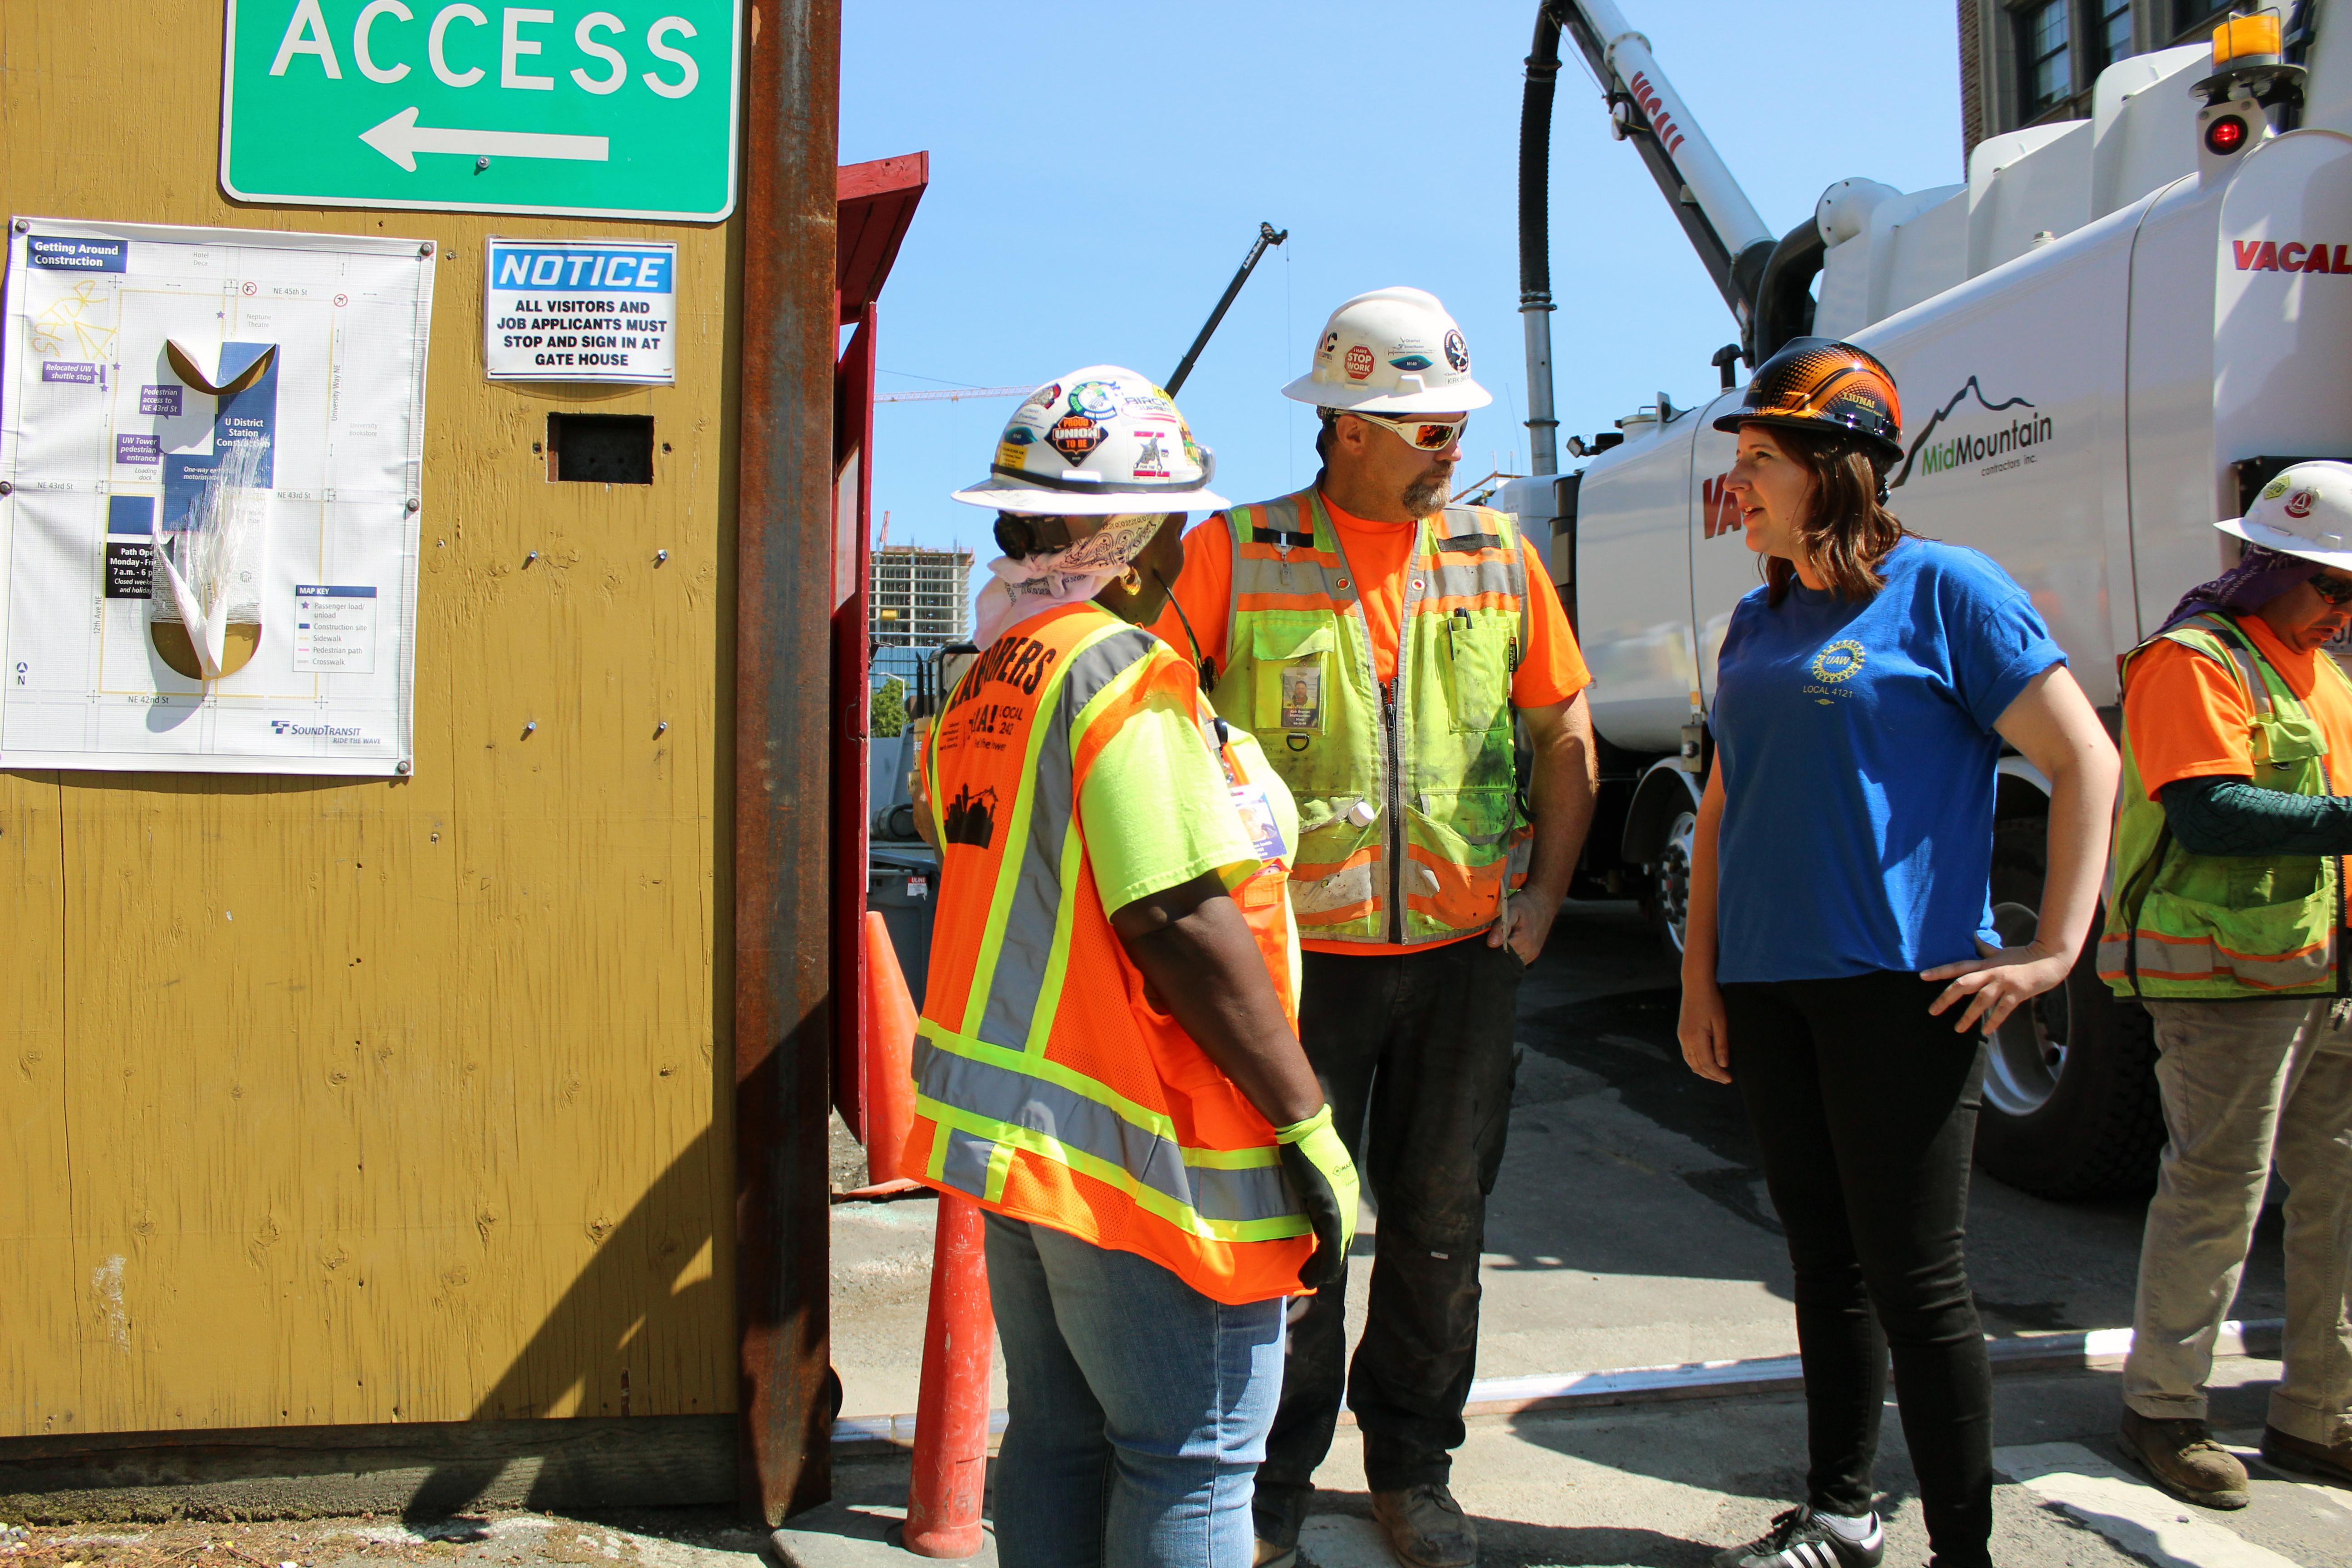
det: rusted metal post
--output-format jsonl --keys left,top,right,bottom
{"left": 734, "top": 0, "right": 843, "bottom": 1526}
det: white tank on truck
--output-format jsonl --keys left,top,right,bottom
{"left": 1508, "top": 1, "right": 2346, "bottom": 1197}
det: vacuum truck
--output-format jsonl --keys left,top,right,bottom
{"left": 1504, "top": 0, "right": 2347, "bottom": 1196}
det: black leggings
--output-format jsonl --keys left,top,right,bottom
{"left": 1720, "top": 971, "right": 1993, "bottom": 1568}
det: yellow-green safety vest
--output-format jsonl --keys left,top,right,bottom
{"left": 2099, "top": 612, "right": 2345, "bottom": 1000}
{"left": 1206, "top": 488, "right": 1533, "bottom": 946}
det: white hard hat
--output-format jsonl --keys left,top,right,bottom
{"left": 951, "top": 365, "right": 1227, "bottom": 517}
{"left": 2218, "top": 461, "right": 2352, "bottom": 571}
{"left": 1281, "top": 287, "right": 1493, "bottom": 413}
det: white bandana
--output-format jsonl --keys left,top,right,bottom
{"left": 971, "top": 513, "right": 1166, "bottom": 645}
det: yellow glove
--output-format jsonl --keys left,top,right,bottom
{"left": 1275, "top": 1103, "right": 1361, "bottom": 1290}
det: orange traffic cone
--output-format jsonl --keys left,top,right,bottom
{"left": 854, "top": 910, "right": 920, "bottom": 1196}
{"left": 903, "top": 1190, "right": 995, "bottom": 1558}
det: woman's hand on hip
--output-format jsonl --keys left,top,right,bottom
{"left": 1677, "top": 977, "right": 1733, "bottom": 1083}
{"left": 1923, "top": 937, "right": 2072, "bottom": 1034}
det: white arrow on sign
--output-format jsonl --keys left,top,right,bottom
{"left": 358, "top": 108, "right": 610, "bottom": 172}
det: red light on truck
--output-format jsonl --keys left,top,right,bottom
{"left": 2206, "top": 115, "right": 2250, "bottom": 155}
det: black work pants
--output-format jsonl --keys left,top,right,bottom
{"left": 1720, "top": 971, "right": 1994, "bottom": 1568}
{"left": 1259, "top": 937, "right": 1524, "bottom": 1503}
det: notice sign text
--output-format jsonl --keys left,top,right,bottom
{"left": 484, "top": 239, "right": 676, "bottom": 384}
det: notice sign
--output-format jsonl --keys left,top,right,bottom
{"left": 485, "top": 240, "right": 675, "bottom": 383}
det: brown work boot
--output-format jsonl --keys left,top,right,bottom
{"left": 2261, "top": 1424, "right": 2352, "bottom": 1485}
{"left": 2118, "top": 1410, "right": 2250, "bottom": 1509}
{"left": 1372, "top": 1483, "right": 1477, "bottom": 1568}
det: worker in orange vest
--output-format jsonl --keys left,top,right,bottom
{"left": 906, "top": 365, "right": 1362, "bottom": 1566}
{"left": 1150, "top": 290, "right": 1598, "bottom": 1568}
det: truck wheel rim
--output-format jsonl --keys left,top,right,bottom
{"left": 1981, "top": 898, "right": 2068, "bottom": 1117}
{"left": 1657, "top": 808, "right": 1698, "bottom": 954}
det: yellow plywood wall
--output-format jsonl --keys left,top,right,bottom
{"left": 0, "top": 3, "right": 741, "bottom": 1434}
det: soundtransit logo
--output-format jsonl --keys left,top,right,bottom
{"left": 271, "top": 719, "right": 372, "bottom": 742}
{"left": 1888, "top": 377, "right": 2054, "bottom": 489}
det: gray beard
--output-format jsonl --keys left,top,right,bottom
{"left": 1402, "top": 469, "right": 1452, "bottom": 516}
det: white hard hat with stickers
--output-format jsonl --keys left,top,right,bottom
{"left": 2219, "top": 461, "right": 2352, "bottom": 572}
{"left": 1281, "top": 286, "right": 1493, "bottom": 413}
{"left": 950, "top": 365, "right": 1227, "bottom": 518}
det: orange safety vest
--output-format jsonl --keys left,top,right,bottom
{"left": 901, "top": 602, "right": 1314, "bottom": 1304}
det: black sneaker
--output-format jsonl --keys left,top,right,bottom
{"left": 1712, "top": 1504, "right": 1885, "bottom": 1568}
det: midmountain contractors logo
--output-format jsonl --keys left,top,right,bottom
{"left": 1888, "top": 377, "right": 2056, "bottom": 490}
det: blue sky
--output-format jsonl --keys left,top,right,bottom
{"left": 839, "top": 2, "right": 1964, "bottom": 567}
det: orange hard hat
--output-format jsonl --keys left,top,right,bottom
{"left": 1715, "top": 336, "right": 1903, "bottom": 464}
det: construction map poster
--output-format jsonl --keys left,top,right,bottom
{"left": 0, "top": 217, "right": 433, "bottom": 775}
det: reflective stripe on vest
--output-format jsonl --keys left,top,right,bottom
{"left": 904, "top": 603, "right": 1313, "bottom": 1303}
{"left": 1210, "top": 488, "right": 1532, "bottom": 945}
{"left": 2097, "top": 613, "right": 2343, "bottom": 1000}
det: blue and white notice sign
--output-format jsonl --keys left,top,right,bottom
{"left": 484, "top": 239, "right": 676, "bottom": 384}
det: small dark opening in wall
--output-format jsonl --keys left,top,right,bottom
{"left": 547, "top": 414, "right": 654, "bottom": 484}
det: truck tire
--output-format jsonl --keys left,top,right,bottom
{"left": 1973, "top": 820, "right": 2167, "bottom": 1199}
{"left": 1646, "top": 805, "right": 1699, "bottom": 955}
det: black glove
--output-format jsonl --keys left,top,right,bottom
{"left": 1275, "top": 1104, "right": 1360, "bottom": 1291}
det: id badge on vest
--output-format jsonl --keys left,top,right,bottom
{"left": 1279, "top": 662, "right": 1323, "bottom": 731}
{"left": 1231, "top": 779, "right": 1289, "bottom": 866}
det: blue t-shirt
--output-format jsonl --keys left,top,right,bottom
{"left": 1711, "top": 538, "right": 2064, "bottom": 983}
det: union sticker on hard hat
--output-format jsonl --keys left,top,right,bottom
{"left": 1280, "top": 662, "right": 1323, "bottom": 730}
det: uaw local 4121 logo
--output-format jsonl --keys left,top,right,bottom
{"left": 1889, "top": 377, "right": 2056, "bottom": 489}
{"left": 270, "top": 719, "right": 377, "bottom": 745}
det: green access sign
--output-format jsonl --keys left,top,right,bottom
{"left": 220, "top": 0, "right": 741, "bottom": 220}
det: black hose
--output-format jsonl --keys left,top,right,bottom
{"left": 1519, "top": 5, "right": 1561, "bottom": 319}
{"left": 1749, "top": 218, "right": 1825, "bottom": 365}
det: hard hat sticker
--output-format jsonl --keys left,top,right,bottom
{"left": 1047, "top": 415, "right": 1103, "bottom": 463}
{"left": 1067, "top": 382, "right": 1119, "bottom": 418}
{"left": 1444, "top": 330, "right": 1469, "bottom": 372}
{"left": 1344, "top": 345, "right": 1375, "bottom": 381}
{"left": 1132, "top": 432, "right": 1171, "bottom": 480}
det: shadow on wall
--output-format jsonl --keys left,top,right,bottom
{"left": 397, "top": 1091, "right": 736, "bottom": 1520}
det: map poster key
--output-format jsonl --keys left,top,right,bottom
{"left": 219, "top": 0, "right": 742, "bottom": 220}
{"left": 485, "top": 239, "right": 676, "bottom": 384}
{"left": 292, "top": 585, "right": 379, "bottom": 674}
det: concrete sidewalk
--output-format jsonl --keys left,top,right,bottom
{"left": 6, "top": 1371, "right": 2332, "bottom": 1568}
{"left": 775, "top": 1358, "right": 2349, "bottom": 1567}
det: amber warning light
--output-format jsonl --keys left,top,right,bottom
{"left": 2206, "top": 114, "right": 2250, "bottom": 155}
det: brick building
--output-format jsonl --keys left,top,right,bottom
{"left": 1960, "top": 0, "right": 2239, "bottom": 157}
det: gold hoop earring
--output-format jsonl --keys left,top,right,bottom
{"left": 1118, "top": 565, "right": 1142, "bottom": 593}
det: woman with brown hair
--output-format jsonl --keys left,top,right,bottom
{"left": 1675, "top": 339, "right": 2119, "bottom": 1568}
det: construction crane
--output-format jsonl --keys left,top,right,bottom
{"left": 872, "top": 384, "right": 1032, "bottom": 404}
{"left": 874, "top": 219, "right": 1289, "bottom": 407}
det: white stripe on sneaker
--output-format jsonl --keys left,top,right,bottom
{"left": 1993, "top": 1442, "right": 2303, "bottom": 1568}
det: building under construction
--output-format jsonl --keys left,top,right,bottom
{"left": 869, "top": 544, "right": 973, "bottom": 647}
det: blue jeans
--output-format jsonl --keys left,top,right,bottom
{"left": 983, "top": 1213, "right": 1285, "bottom": 1568}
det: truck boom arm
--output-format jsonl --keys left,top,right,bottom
{"left": 1552, "top": 0, "right": 1777, "bottom": 323}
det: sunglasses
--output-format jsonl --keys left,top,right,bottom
{"left": 2312, "top": 571, "right": 2352, "bottom": 607}
{"left": 1350, "top": 410, "right": 1468, "bottom": 452}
